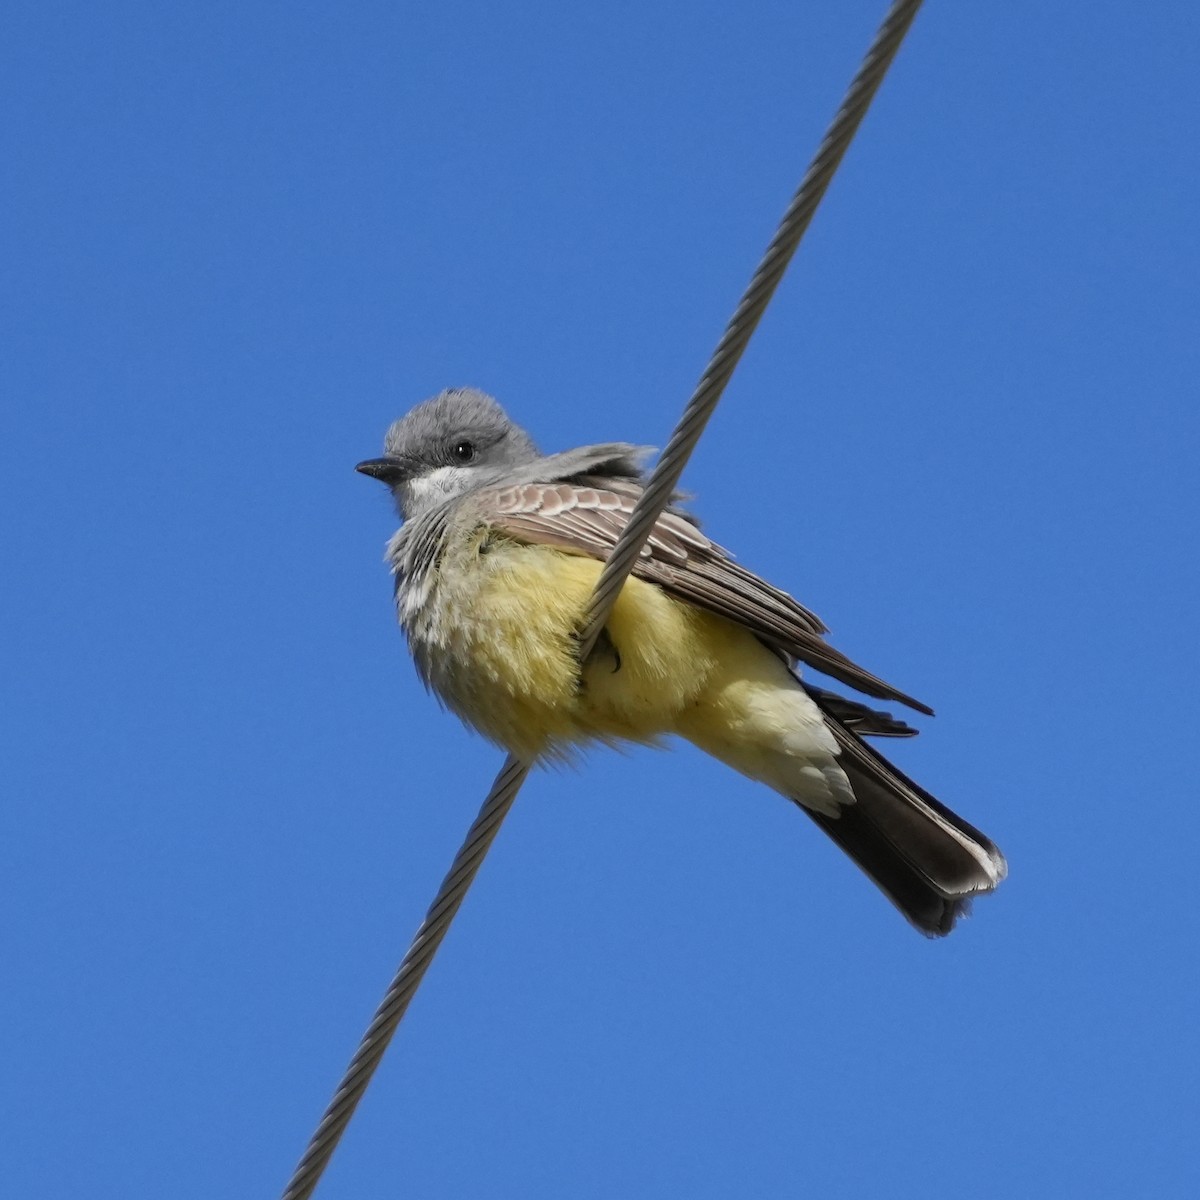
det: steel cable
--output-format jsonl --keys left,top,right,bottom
{"left": 281, "top": 2, "right": 924, "bottom": 1194}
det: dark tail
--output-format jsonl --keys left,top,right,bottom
{"left": 805, "top": 692, "right": 1006, "bottom": 936}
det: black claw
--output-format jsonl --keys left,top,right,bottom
{"left": 593, "top": 627, "right": 622, "bottom": 674}
{"left": 573, "top": 626, "right": 622, "bottom": 689}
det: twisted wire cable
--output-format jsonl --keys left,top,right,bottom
{"left": 580, "top": 0, "right": 924, "bottom": 653}
{"left": 281, "top": 2, "right": 924, "bottom": 1195}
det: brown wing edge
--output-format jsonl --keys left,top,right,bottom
{"left": 483, "top": 479, "right": 936, "bottom": 716}
{"left": 637, "top": 557, "right": 935, "bottom": 716}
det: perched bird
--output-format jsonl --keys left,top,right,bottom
{"left": 358, "top": 388, "right": 1005, "bottom": 935}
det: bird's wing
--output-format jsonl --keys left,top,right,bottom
{"left": 477, "top": 478, "right": 933, "bottom": 715}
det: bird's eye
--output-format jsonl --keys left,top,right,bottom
{"left": 452, "top": 440, "right": 476, "bottom": 463}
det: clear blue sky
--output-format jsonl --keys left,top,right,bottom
{"left": 4, "top": 2, "right": 1198, "bottom": 1197}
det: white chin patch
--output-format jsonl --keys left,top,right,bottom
{"left": 404, "top": 465, "right": 474, "bottom": 510}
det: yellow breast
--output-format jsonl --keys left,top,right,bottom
{"left": 412, "top": 531, "right": 725, "bottom": 760}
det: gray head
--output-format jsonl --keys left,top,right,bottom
{"left": 357, "top": 388, "right": 540, "bottom": 520}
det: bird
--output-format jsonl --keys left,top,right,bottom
{"left": 357, "top": 387, "right": 1005, "bottom": 935}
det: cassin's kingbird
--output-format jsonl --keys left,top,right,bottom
{"left": 358, "top": 388, "right": 1005, "bottom": 935}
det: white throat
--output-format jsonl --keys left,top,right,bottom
{"left": 401, "top": 465, "right": 476, "bottom": 517}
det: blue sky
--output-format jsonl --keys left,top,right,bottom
{"left": 4, "top": 2, "right": 1198, "bottom": 1196}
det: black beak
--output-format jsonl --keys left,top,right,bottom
{"left": 355, "top": 456, "right": 407, "bottom": 485}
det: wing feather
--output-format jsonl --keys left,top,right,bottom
{"left": 478, "top": 479, "right": 932, "bottom": 715}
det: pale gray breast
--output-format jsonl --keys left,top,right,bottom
{"left": 386, "top": 505, "right": 455, "bottom": 680}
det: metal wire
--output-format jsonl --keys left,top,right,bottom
{"left": 281, "top": 2, "right": 924, "bottom": 1195}
{"left": 280, "top": 752, "right": 531, "bottom": 1200}
{"left": 580, "top": 0, "right": 924, "bottom": 653}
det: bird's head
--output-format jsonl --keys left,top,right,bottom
{"left": 357, "top": 388, "right": 539, "bottom": 520}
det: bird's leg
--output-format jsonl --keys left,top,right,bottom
{"left": 571, "top": 625, "right": 622, "bottom": 693}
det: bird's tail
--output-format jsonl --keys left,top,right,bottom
{"left": 805, "top": 694, "right": 1006, "bottom": 936}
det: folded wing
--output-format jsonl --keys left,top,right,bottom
{"left": 478, "top": 477, "right": 933, "bottom": 715}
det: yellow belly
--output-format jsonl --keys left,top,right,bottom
{"left": 417, "top": 534, "right": 727, "bottom": 759}
{"left": 413, "top": 531, "right": 844, "bottom": 811}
